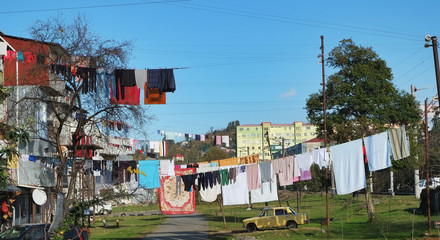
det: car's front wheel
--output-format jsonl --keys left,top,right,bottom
{"left": 287, "top": 220, "right": 297, "bottom": 229}
{"left": 246, "top": 223, "right": 257, "bottom": 232}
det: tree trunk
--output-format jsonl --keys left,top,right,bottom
{"left": 365, "top": 175, "right": 375, "bottom": 222}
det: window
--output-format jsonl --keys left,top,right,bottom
{"left": 242, "top": 141, "right": 246, "bottom": 144}
{"left": 258, "top": 146, "right": 261, "bottom": 150}
{"left": 256, "top": 128, "right": 258, "bottom": 130}
{"left": 285, "top": 133, "right": 290, "bottom": 136}
{"left": 306, "top": 126, "right": 311, "bottom": 130}
{"left": 275, "top": 209, "right": 288, "bottom": 215}
{"left": 289, "top": 127, "right": 291, "bottom": 130}
{"left": 304, "top": 133, "right": 307, "bottom": 136}
{"left": 296, "top": 127, "right": 301, "bottom": 130}
{"left": 239, "top": 128, "right": 243, "bottom": 131}
{"left": 242, "top": 134, "right": 246, "bottom": 137}
{"left": 247, "top": 128, "right": 249, "bottom": 131}
{"left": 251, "top": 134, "right": 256, "bottom": 137}
{"left": 252, "top": 147, "right": 255, "bottom": 150}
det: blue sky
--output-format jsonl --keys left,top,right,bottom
{"left": 1, "top": 0, "right": 439, "bottom": 141}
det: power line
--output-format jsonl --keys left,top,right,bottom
{"left": 0, "top": 0, "right": 191, "bottom": 14}
{"left": 170, "top": 1, "right": 421, "bottom": 42}
{"left": 155, "top": 107, "right": 304, "bottom": 116}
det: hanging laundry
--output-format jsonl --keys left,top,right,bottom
{"left": 364, "top": 132, "right": 391, "bottom": 171}
{"left": 251, "top": 174, "right": 278, "bottom": 204}
{"left": 160, "top": 141, "right": 167, "bottom": 157}
{"left": 96, "top": 68, "right": 111, "bottom": 99}
{"left": 273, "top": 156, "right": 294, "bottom": 186}
{"left": 246, "top": 163, "right": 260, "bottom": 191}
{"left": 28, "top": 155, "right": 37, "bottom": 162}
{"left": 388, "top": 126, "right": 410, "bottom": 160}
{"left": 200, "top": 182, "right": 221, "bottom": 202}
{"left": 149, "top": 141, "right": 161, "bottom": 153}
{"left": 296, "top": 152, "right": 313, "bottom": 181}
{"left": 221, "top": 136, "right": 229, "bottom": 147}
{"left": 23, "top": 52, "right": 35, "bottom": 63}
{"left": 159, "top": 168, "right": 196, "bottom": 215}
{"left": 16, "top": 52, "right": 24, "bottom": 62}
{"left": 146, "top": 69, "right": 176, "bottom": 98}
{"left": 222, "top": 166, "right": 249, "bottom": 206}
{"left": 216, "top": 135, "right": 222, "bottom": 145}
{"left": 144, "top": 81, "right": 166, "bottom": 105}
{"left": 197, "top": 166, "right": 221, "bottom": 202}
{"left": 112, "top": 85, "right": 140, "bottom": 105}
{"left": 239, "top": 154, "right": 259, "bottom": 165}
{"left": 160, "top": 160, "right": 171, "bottom": 176}
{"left": 312, "top": 148, "right": 330, "bottom": 169}
{"left": 200, "top": 135, "right": 206, "bottom": 142}
{"left": 220, "top": 168, "right": 229, "bottom": 186}
{"left": 292, "top": 155, "right": 301, "bottom": 183}
{"left": 259, "top": 161, "right": 274, "bottom": 193}
{"left": 218, "top": 157, "right": 239, "bottom": 167}
{"left": 181, "top": 174, "right": 197, "bottom": 191}
{"left": 138, "top": 160, "right": 160, "bottom": 189}
{"left": 134, "top": 69, "right": 148, "bottom": 89}
{"left": 331, "top": 139, "right": 366, "bottom": 195}
{"left": 165, "top": 132, "right": 175, "bottom": 141}
{"left": 0, "top": 42, "right": 7, "bottom": 55}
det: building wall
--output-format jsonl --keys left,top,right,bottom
{"left": 237, "top": 121, "right": 317, "bottom": 160}
{"left": 2, "top": 36, "right": 50, "bottom": 86}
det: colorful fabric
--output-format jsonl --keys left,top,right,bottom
{"left": 159, "top": 168, "right": 196, "bottom": 215}
{"left": 138, "top": 160, "right": 160, "bottom": 189}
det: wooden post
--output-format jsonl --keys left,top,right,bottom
{"left": 92, "top": 174, "right": 96, "bottom": 224}
{"left": 32, "top": 202, "right": 36, "bottom": 223}
{"left": 218, "top": 192, "right": 226, "bottom": 228}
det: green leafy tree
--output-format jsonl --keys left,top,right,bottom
{"left": 200, "top": 146, "right": 230, "bottom": 162}
{"left": 306, "top": 39, "right": 420, "bottom": 221}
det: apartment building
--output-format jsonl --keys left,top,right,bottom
{"left": 236, "top": 121, "right": 317, "bottom": 160}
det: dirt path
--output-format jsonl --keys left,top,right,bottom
{"left": 143, "top": 212, "right": 208, "bottom": 240}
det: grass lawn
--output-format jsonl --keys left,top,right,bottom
{"left": 195, "top": 191, "right": 440, "bottom": 240}
{"left": 89, "top": 204, "right": 166, "bottom": 239}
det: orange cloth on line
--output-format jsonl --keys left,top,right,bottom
{"left": 218, "top": 157, "right": 239, "bottom": 167}
{"left": 144, "top": 82, "right": 166, "bottom": 104}
{"left": 239, "top": 154, "right": 259, "bottom": 165}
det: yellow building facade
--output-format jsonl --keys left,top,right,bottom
{"left": 236, "top": 122, "right": 317, "bottom": 160}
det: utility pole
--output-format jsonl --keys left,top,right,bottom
{"left": 412, "top": 85, "right": 421, "bottom": 199}
{"left": 425, "top": 98, "right": 431, "bottom": 234}
{"left": 425, "top": 35, "right": 440, "bottom": 101}
{"left": 321, "top": 35, "right": 330, "bottom": 239}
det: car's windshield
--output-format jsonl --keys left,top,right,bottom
{"left": 288, "top": 207, "right": 297, "bottom": 215}
{"left": 0, "top": 226, "right": 27, "bottom": 239}
{"left": 258, "top": 210, "right": 267, "bottom": 217}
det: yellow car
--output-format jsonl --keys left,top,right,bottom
{"left": 243, "top": 207, "right": 309, "bottom": 232}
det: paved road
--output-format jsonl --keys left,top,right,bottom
{"left": 143, "top": 212, "right": 208, "bottom": 240}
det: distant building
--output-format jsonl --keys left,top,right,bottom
{"left": 272, "top": 137, "right": 325, "bottom": 159}
{"left": 236, "top": 121, "right": 317, "bottom": 160}
{"left": 174, "top": 154, "right": 185, "bottom": 162}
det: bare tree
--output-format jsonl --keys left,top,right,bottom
{"left": 11, "top": 14, "right": 155, "bottom": 231}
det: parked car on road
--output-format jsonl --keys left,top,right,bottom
{"left": 0, "top": 223, "right": 90, "bottom": 240}
{"left": 243, "top": 207, "right": 309, "bottom": 232}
